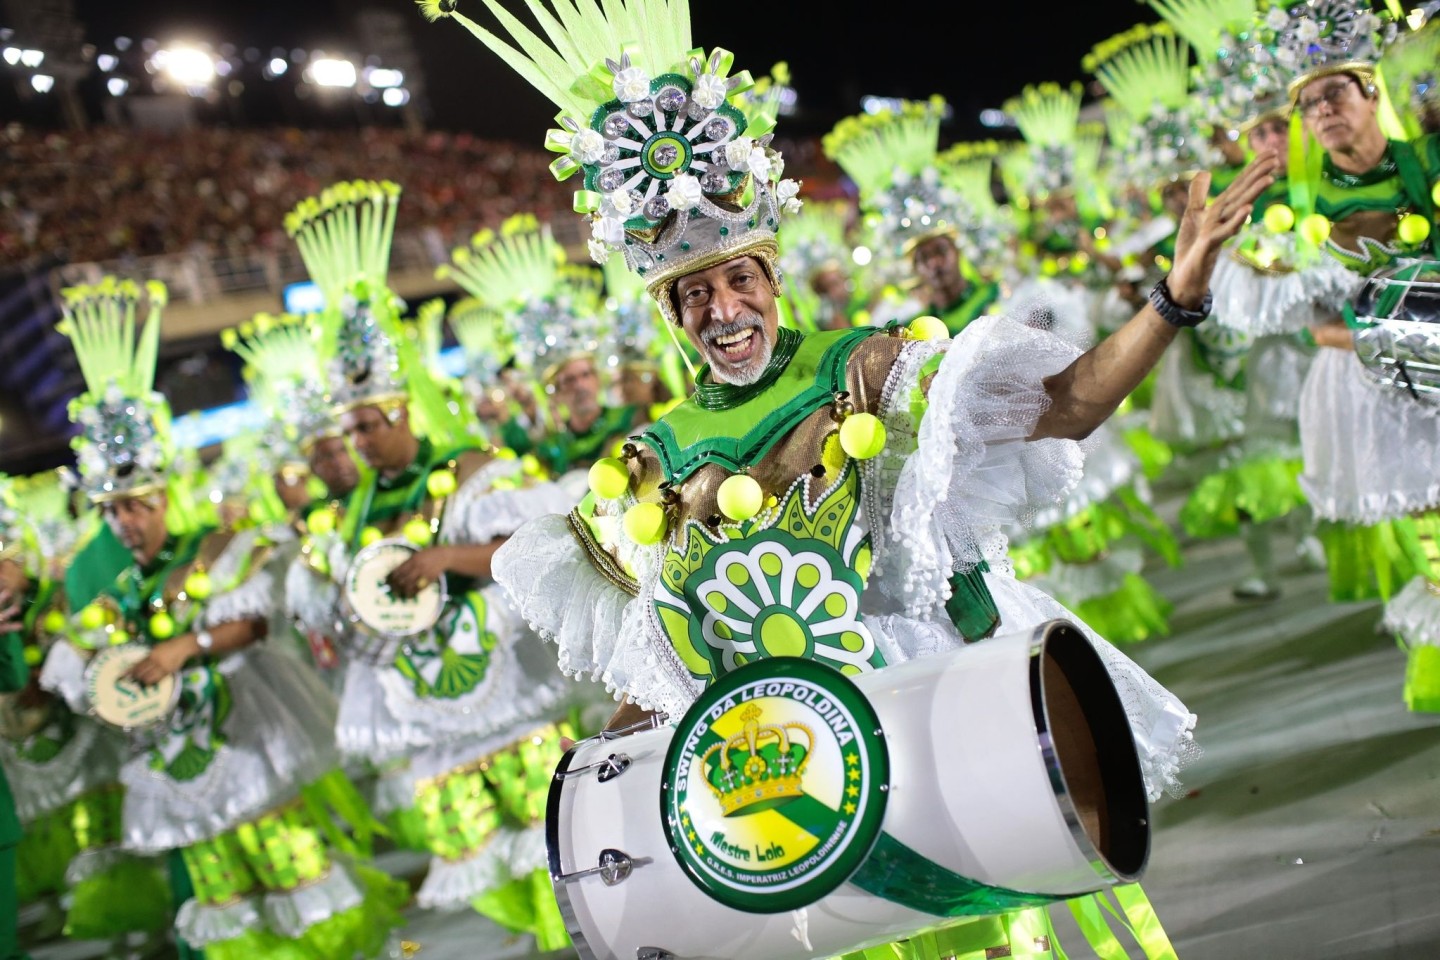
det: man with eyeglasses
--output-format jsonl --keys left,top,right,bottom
{"left": 1283, "top": 26, "right": 1440, "bottom": 713}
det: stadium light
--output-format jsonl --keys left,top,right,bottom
{"left": 266, "top": 56, "right": 287, "bottom": 77}
{"left": 309, "top": 57, "right": 356, "bottom": 88}
{"left": 31, "top": 74, "right": 53, "bottom": 93}
{"left": 155, "top": 45, "right": 217, "bottom": 91}
{"left": 381, "top": 86, "right": 410, "bottom": 107}
{"left": 366, "top": 66, "right": 403, "bottom": 88}
{"left": 851, "top": 246, "right": 873, "bottom": 267}
{"left": 2, "top": 47, "right": 18, "bottom": 65}
{"left": 979, "top": 109, "right": 1013, "bottom": 129}
{"left": 19, "top": 48, "right": 43, "bottom": 68}
{"left": 107, "top": 77, "right": 129, "bottom": 96}
{"left": 97, "top": 53, "right": 118, "bottom": 71}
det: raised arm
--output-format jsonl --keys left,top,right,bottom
{"left": 1030, "top": 153, "right": 1281, "bottom": 441}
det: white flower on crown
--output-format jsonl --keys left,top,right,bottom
{"left": 1275, "top": 45, "right": 1298, "bottom": 66}
{"left": 724, "top": 137, "right": 756, "bottom": 169}
{"left": 78, "top": 447, "right": 104, "bottom": 477}
{"left": 612, "top": 66, "right": 652, "bottom": 103}
{"left": 776, "top": 179, "right": 803, "bottom": 214}
{"left": 1354, "top": 11, "right": 1378, "bottom": 37}
{"left": 1265, "top": 6, "right": 1290, "bottom": 31}
{"left": 666, "top": 173, "right": 704, "bottom": 209}
{"left": 136, "top": 445, "right": 159, "bottom": 470}
{"left": 587, "top": 237, "right": 611, "bottom": 264}
{"left": 593, "top": 213, "right": 626, "bottom": 246}
{"left": 1294, "top": 18, "right": 1320, "bottom": 43}
{"left": 570, "top": 128, "right": 607, "bottom": 165}
{"left": 103, "top": 382, "right": 124, "bottom": 407}
{"left": 601, "top": 189, "right": 638, "bottom": 219}
{"left": 692, "top": 73, "right": 728, "bottom": 111}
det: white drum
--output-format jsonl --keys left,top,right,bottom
{"left": 84, "top": 644, "right": 179, "bottom": 731}
{"left": 343, "top": 538, "right": 446, "bottom": 653}
{"left": 546, "top": 620, "right": 1148, "bottom": 960}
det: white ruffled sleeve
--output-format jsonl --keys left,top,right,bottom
{"left": 1211, "top": 240, "right": 1357, "bottom": 336}
{"left": 492, "top": 513, "right": 698, "bottom": 718}
{"left": 440, "top": 460, "right": 579, "bottom": 546}
{"left": 867, "top": 315, "right": 1087, "bottom": 620}
{"left": 38, "top": 641, "right": 90, "bottom": 713}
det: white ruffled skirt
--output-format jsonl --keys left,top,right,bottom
{"left": 1298, "top": 349, "right": 1440, "bottom": 523}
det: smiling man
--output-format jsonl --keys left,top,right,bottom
{"left": 432, "top": 0, "right": 1281, "bottom": 955}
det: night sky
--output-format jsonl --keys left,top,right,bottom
{"left": 67, "top": 0, "right": 1156, "bottom": 142}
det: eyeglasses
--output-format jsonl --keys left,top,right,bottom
{"left": 1296, "top": 79, "right": 1358, "bottom": 117}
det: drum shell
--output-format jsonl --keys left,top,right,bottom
{"left": 548, "top": 621, "right": 1149, "bottom": 960}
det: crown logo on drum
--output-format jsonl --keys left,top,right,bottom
{"left": 701, "top": 705, "right": 813, "bottom": 816}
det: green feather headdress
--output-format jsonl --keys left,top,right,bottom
{"left": 58, "top": 278, "right": 173, "bottom": 503}
{"left": 1149, "top": 0, "right": 1257, "bottom": 58}
{"left": 223, "top": 312, "right": 334, "bottom": 461}
{"left": 0, "top": 471, "right": 74, "bottom": 573}
{"left": 822, "top": 96, "right": 945, "bottom": 202}
{"left": 448, "top": 297, "right": 510, "bottom": 388}
{"left": 284, "top": 179, "right": 401, "bottom": 307}
{"left": 419, "top": 0, "right": 802, "bottom": 324}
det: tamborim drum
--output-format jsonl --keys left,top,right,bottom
{"left": 546, "top": 620, "right": 1149, "bottom": 960}
{"left": 1351, "top": 259, "right": 1440, "bottom": 406}
{"left": 343, "top": 538, "right": 446, "bottom": 639}
{"left": 84, "top": 644, "right": 179, "bottom": 731}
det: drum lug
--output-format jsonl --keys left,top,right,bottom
{"left": 555, "top": 752, "right": 632, "bottom": 783}
{"left": 555, "top": 847, "right": 651, "bottom": 887}
{"left": 636, "top": 949, "right": 674, "bottom": 960}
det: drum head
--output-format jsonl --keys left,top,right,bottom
{"left": 85, "top": 644, "right": 178, "bottom": 731}
{"left": 345, "top": 538, "right": 446, "bottom": 638}
{"left": 659, "top": 657, "right": 890, "bottom": 913}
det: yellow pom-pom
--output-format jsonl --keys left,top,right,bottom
{"left": 360, "top": 526, "right": 383, "bottom": 547}
{"left": 426, "top": 469, "right": 457, "bottom": 498}
{"left": 717, "top": 475, "right": 764, "bottom": 522}
{"left": 906, "top": 315, "right": 949, "bottom": 341}
{"left": 521, "top": 454, "right": 544, "bottom": 476}
{"left": 588, "top": 458, "right": 631, "bottom": 500}
{"left": 307, "top": 549, "right": 332, "bottom": 577}
{"left": 306, "top": 507, "right": 336, "bottom": 535}
{"left": 23, "top": 645, "right": 41, "bottom": 666}
{"left": 148, "top": 612, "right": 175, "bottom": 640}
{"left": 1397, "top": 212, "right": 1431, "bottom": 246}
{"left": 108, "top": 629, "right": 130, "bottom": 647}
{"left": 839, "top": 413, "right": 887, "bottom": 460}
{"left": 42, "top": 609, "right": 66, "bottom": 634}
{"left": 183, "top": 571, "right": 212, "bottom": 600}
{"left": 1262, "top": 203, "right": 1295, "bottom": 234}
{"left": 402, "top": 517, "right": 433, "bottom": 546}
{"left": 1434, "top": 182, "right": 1440, "bottom": 207}
{"left": 1298, "top": 214, "right": 1331, "bottom": 246}
{"left": 494, "top": 447, "right": 518, "bottom": 460}
{"left": 622, "top": 502, "right": 668, "bottom": 545}
{"left": 79, "top": 604, "right": 107, "bottom": 631}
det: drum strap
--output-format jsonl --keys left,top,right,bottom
{"left": 945, "top": 562, "right": 1000, "bottom": 642}
{"left": 847, "top": 828, "right": 1058, "bottom": 918}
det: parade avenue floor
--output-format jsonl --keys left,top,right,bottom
{"left": 26, "top": 490, "right": 1440, "bottom": 960}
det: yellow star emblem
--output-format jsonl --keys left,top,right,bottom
{"left": 848, "top": 768, "right": 861, "bottom": 782}
{"left": 694, "top": 843, "right": 704, "bottom": 855}
{"left": 846, "top": 785, "right": 859, "bottom": 798}
{"left": 688, "top": 830, "right": 697, "bottom": 842}
{"left": 843, "top": 802, "right": 857, "bottom": 815}
{"left": 845, "top": 753, "right": 860, "bottom": 766}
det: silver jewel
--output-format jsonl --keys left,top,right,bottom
{"left": 643, "top": 196, "right": 670, "bottom": 220}
{"left": 700, "top": 170, "right": 728, "bottom": 192}
{"left": 599, "top": 168, "right": 626, "bottom": 192}
{"left": 652, "top": 143, "right": 679, "bottom": 167}
{"left": 602, "top": 143, "right": 621, "bottom": 164}
{"left": 703, "top": 118, "right": 730, "bottom": 141}
{"left": 627, "top": 99, "right": 654, "bottom": 118}
{"left": 686, "top": 99, "right": 706, "bottom": 119}
{"left": 603, "top": 114, "right": 630, "bottom": 139}
{"left": 656, "top": 87, "right": 686, "bottom": 113}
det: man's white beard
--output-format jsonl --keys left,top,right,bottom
{"left": 702, "top": 314, "right": 773, "bottom": 386}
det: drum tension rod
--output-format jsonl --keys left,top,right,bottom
{"left": 555, "top": 752, "right": 632, "bottom": 783}
{"left": 554, "top": 847, "right": 651, "bottom": 886}
{"left": 636, "top": 949, "right": 675, "bottom": 960}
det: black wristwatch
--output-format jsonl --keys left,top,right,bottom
{"left": 1148, "top": 276, "right": 1212, "bottom": 328}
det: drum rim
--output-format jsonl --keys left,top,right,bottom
{"left": 344, "top": 537, "right": 447, "bottom": 639}
{"left": 84, "top": 642, "right": 180, "bottom": 732}
{"left": 1028, "top": 619, "right": 1150, "bottom": 886}
{"left": 545, "top": 744, "right": 604, "bottom": 960}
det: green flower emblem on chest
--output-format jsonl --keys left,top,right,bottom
{"left": 393, "top": 592, "right": 497, "bottom": 700}
{"left": 151, "top": 667, "right": 232, "bottom": 783}
{"left": 654, "top": 462, "right": 882, "bottom": 684}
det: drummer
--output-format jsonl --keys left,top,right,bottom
{"left": 282, "top": 183, "right": 592, "bottom": 947}
{"left": 1272, "top": 4, "right": 1440, "bottom": 711}
{"left": 423, "top": 2, "right": 1273, "bottom": 955}
{"left": 38, "top": 279, "right": 407, "bottom": 960}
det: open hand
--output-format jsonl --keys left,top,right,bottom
{"left": 1170, "top": 154, "right": 1281, "bottom": 307}
{"left": 0, "top": 587, "right": 22, "bottom": 635}
{"left": 387, "top": 547, "right": 451, "bottom": 599}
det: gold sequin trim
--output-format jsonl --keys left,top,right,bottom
{"left": 566, "top": 509, "right": 640, "bottom": 597}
